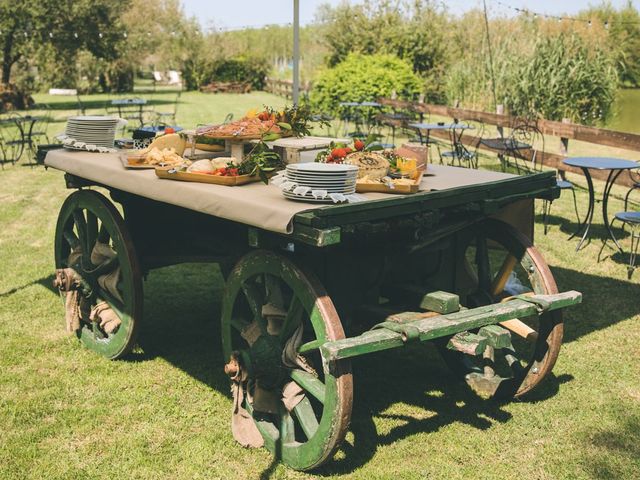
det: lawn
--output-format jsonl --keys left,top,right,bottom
{"left": 0, "top": 91, "right": 639, "bottom": 480}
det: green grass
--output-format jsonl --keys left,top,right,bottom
{"left": 1, "top": 91, "right": 639, "bottom": 479}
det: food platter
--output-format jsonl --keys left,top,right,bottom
{"left": 155, "top": 166, "right": 261, "bottom": 186}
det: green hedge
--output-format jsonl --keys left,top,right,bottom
{"left": 309, "top": 53, "right": 422, "bottom": 115}
{"left": 183, "top": 56, "right": 270, "bottom": 91}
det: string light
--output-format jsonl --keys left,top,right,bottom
{"left": 494, "top": 1, "right": 640, "bottom": 26}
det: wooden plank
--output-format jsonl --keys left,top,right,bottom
{"left": 427, "top": 129, "right": 636, "bottom": 188}
{"left": 321, "top": 291, "right": 581, "bottom": 361}
{"left": 420, "top": 291, "right": 460, "bottom": 314}
{"left": 379, "top": 97, "right": 640, "bottom": 152}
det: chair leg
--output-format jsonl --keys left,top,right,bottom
{"left": 570, "top": 187, "right": 581, "bottom": 225}
{"left": 624, "top": 185, "right": 638, "bottom": 211}
{"left": 543, "top": 200, "right": 551, "bottom": 235}
{"left": 628, "top": 224, "right": 639, "bottom": 279}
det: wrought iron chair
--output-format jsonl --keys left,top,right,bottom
{"left": 440, "top": 121, "right": 485, "bottom": 169}
{"left": 25, "top": 104, "right": 53, "bottom": 163}
{"left": 0, "top": 113, "right": 26, "bottom": 167}
{"left": 612, "top": 211, "right": 640, "bottom": 279}
{"left": 623, "top": 168, "right": 640, "bottom": 211}
{"left": 505, "top": 121, "right": 580, "bottom": 235}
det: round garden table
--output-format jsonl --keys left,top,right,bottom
{"left": 563, "top": 157, "right": 640, "bottom": 252}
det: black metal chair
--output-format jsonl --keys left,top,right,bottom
{"left": 440, "top": 121, "right": 485, "bottom": 169}
{"left": 25, "top": 104, "right": 52, "bottom": 163}
{"left": 613, "top": 211, "right": 640, "bottom": 278}
{"left": 503, "top": 121, "right": 580, "bottom": 235}
{"left": 623, "top": 168, "right": 640, "bottom": 211}
{"left": 0, "top": 113, "right": 26, "bottom": 167}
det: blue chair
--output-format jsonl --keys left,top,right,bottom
{"left": 613, "top": 211, "right": 640, "bottom": 279}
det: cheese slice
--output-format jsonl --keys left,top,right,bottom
{"left": 138, "top": 134, "right": 186, "bottom": 156}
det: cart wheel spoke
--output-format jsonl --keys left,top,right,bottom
{"left": 280, "top": 408, "right": 296, "bottom": 444}
{"left": 241, "top": 280, "right": 268, "bottom": 335}
{"left": 475, "top": 234, "right": 492, "bottom": 293}
{"left": 490, "top": 253, "right": 518, "bottom": 297}
{"left": 290, "top": 369, "right": 326, "bottom": 405}
{"left": 279, "top": 297, "right": 304, "bottom": 343}
{"left": 97, "top": 222, "right": 110, "bottom": 244}
{"left": 292, "top": 397, "right": 319, "bottom": 439}
{"left": 63, "top": 228, "right": 81, "bottom": 252}
{"left": 85, "top": 210, "right": 99, "bottom": 255}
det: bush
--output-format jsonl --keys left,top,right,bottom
{"left": 446, "top": 31, "right": 618, "bottom": 125}
{"left": 309, "top": 53, "right": 422, "bottom": 115}
{"left": 507, "top": 35, "right": 618, "bottom": 124}
{"left": 183, "top": 56, "right": 270, "bottom": 91}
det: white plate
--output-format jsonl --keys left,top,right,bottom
{"left": 67, "top": 116, "right": 120, "bottom": 122}
{"left": 286, "top": 163, "right": 358, "bottom": 173}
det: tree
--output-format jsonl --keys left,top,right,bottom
{"left": 0, "top": 0, "right": 128, "bottom": 85}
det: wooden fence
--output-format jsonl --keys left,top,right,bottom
{"left": 264, "top": 78, "right": 311, "bottom": 100}
{"left": 379, "top": 98, "right": 640, "bottom": 188}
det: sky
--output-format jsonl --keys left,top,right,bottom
{"left": 182, "top": 0, "right": 637, "bottom": 31}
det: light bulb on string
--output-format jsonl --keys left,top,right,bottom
{"left": 49, "top": 32, "right": 53, "bottom": 38}
{"left": 74, "top": 32, "right": 78, "bottom": 39}
{"left": 588, "top": 20, "right": 592, "bottom": 27}
{"left": 98, "top": 32, "right": 103, "bottom": 38}
{"left": 123, "top": 32, "right": 128, "bottom": 38}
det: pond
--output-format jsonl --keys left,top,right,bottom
{"left": 608, "top": 88, "right": 640, "bottom": 133}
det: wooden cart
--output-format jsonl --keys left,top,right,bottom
{"left": 47, "top": 151, "right": 581, "bottom": 471}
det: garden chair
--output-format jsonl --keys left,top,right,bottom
{"left": 0, "top": 113, "right": 26, "bottom": 167}
{"left": 154, "top": 91, "right": 180, "bottom": 126}
{"left": 440, "top": 120, "right": 485, "bottom": 169}
{"left": 623, "top": 168, "right": 640, "bottom": 211}
{"left": 504, "top": 121, "right": 580, "bottom": 235}
{"left": 612, "top": 211, "right": 640, "bottom": 278}
{"left": 25, "top": 104, "right": 53, "bottom": 163}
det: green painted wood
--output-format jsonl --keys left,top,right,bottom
{"left": 290, "top": 369, "right": 326, "bottom": 405}
{"left": 321, "top": 291, "right": 581, "bottom": 361}
{"left": 293, "top": 397, "right": 320, "bottom": 439}
{"left": 478, "top": 325, "right": 512, "bottom": 349}
{"left": 298, "top": 339, "right": 323, "bottom": 354}
{"left": 54, "top": 190, "right": 143, "bottom": 360}
{"left": 220, "top": 250, "right": 351, "bottom": 470}
{"left": 420, "top": 291, "right": 460, "bottom": 314}
{"left": 292, "top": 225, "right": 341, "bottom": 247}
{"left": 446, "top": 332, "right": 487, "bottom": 355}
{"left": 279, "top": 297, "right": 304, "bottom": 343}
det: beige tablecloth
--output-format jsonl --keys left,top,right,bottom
{"left": 45, "top": 149, "right": 514, "bottom": 234}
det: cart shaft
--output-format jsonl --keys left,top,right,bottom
{"left": 321, "top": 291, "right": 581, "bottom": 362}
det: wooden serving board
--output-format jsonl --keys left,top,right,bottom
{"left": 356, "top": 181, "right": 420, "bottom": 194}
{"left": 155, "top": 166, "right": 261, "bottom": 186}
{"left": 356, "top": 167, "right": 426, "bottom": 195}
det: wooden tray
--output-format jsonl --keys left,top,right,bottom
{"left": 155, "top": 166, "right": 261, "bottom": 186}
{"left": 356, "top": 181, "right": 420, "bottom": 194}
{"left": 356, "top": 167, "right": 426, "bottom": 195}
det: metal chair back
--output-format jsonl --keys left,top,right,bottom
{"left": 0, "top": 113, "right": 26, "bottom": 166}
{"left": 507, "top": 120, "right": 545, "bottom": 175}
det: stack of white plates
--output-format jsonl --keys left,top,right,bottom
{"left": 280, "top": 162, "right": 359, "bottom": 203}
{"left": 64, "top": 116, "right": 120, "bottom": 148}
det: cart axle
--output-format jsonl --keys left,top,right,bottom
{"left": 321, "top": 291, "right": 581, "bottom": 362}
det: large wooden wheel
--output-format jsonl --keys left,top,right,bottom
{"left": 221, "top": 250, "right": 353, "bottom": 471}
{"left": 54, "top": 190, "right": 142, "bottom": 359}
{"left": 441, "top": 219, "right": 563, "bottom": 399}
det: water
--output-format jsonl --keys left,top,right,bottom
{"left": 608, "top": 89, "right": 640, "bottom": 133}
